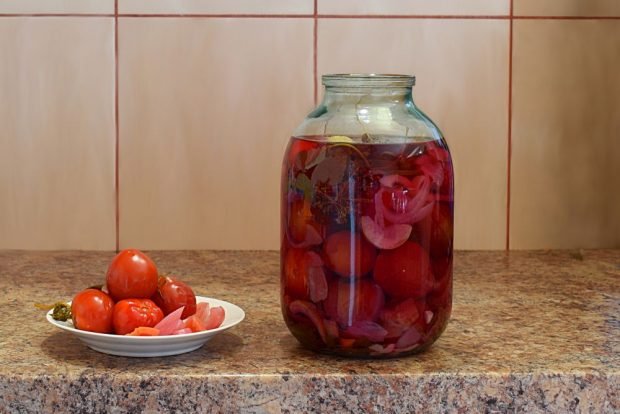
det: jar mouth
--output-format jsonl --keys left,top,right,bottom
{"left": 322, "top": 74, "right": 415, "bottom": 88}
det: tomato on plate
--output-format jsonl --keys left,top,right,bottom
{"left": 106, "top": 249, "right": 158, "bottom": 301}
{"left": 151, "top": 276, "right": 197, "bottom": 319}
{"left": 112, "top": 298, "right": 164, "bottom": 335}
{"left": 127, "top": 326, "right": 160, "bottom": 336}
{"left": 71, "top": 289, "right": 115, "bottom": 334}
{"left": 183, "top": 302, "right": 226, "bottom": 333}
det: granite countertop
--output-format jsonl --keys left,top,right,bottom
{"left": 0, "top": 250, "right": 618, "bottom": 413}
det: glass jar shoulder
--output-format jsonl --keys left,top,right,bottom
{"left": 293, "top": 100, "right": 445, "bottom": 145}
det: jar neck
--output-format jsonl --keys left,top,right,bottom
{"left": 322, "top": 86, "right": 415, "bottom": 107}
{"left": 321, "top": 74, "right": 416, "bottom": 106}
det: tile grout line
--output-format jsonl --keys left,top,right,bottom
{"left": 506, "top": 0, "right": 514, "bottom": 251}
{"left": 0, "top": 13, "right": 115, "bottom": 17}
{"left": 114, "top": 0, "right": 120, "bottom": 253}
{"left": 120, "top": 13, "right": 315, "bottom": 18}
{"left": 0, "top": 13, "right": 619, "bottom": 19}
{"left": 313, "top": 0, "right": 318, "bottom": 105}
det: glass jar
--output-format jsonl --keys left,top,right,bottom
{"left": 280, "top": 74, "right": 453, "bottom": 358}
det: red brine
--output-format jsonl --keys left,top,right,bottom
{"left": 281, "top": 136, "right": 454, "bottom": 357}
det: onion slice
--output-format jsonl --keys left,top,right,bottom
{"left": 289, "top": 300, "right": 327, "bottom": 343}
{"left": 154, "top": 306, "right": 185, "bottom": 335}
{"left": 361, "top": 215, "right": 412, "bottom": 250}
{"left": 344, "top": 321, "right": 388, "bottom": 343}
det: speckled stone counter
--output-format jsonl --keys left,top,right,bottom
{"left": 0, "top": 250, "right": 618, "bottom": 413}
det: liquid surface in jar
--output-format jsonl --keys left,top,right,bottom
{"left": 281, "top": 135, "right": 454, "bottom": 357}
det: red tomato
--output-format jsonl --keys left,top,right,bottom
{"left": 106, "top": 249, "right": 158, "bottom": 301}
{"left": 127, "top": 327, "right": 160, "bottom": 336}
{"left": 182, "top": 302, "right": 226, "bottom": 333}
{"left": 71, "top": 289, "right": 115, "bottom": 334}
{"left": 112, "top": 298, "right": 164, "bottom": 335}
{"left": 287, "top": 199, "right": 323, "bottom": 247}
{"left": 151, "top": 276, "right": 197, "bottom": 319}
{"left": 282, "top": 248, "right": 328, "bottom": 302}
{"left": 184, "top": 315, "right": 206, "bottom": 333}
{"left": 411, "top": 202, "right": 453, "bottom": 256}
{"left": 323, "top": 231, "right": 376, "bottom": 278}
{"left": 429, "top": 203, "right": 453, "bottom": 258}
{"left": 203, "top": 306, "right": 225, "bottom": 330}
{"left": 379, "top": 298, "right": 422, "bottom": 339}
{"left": 283, "top": 248, "right": 308, "bottom": 299}
{"left": 373, "top": 241, "right": 433, "bottom": 299}
{"left": 428, "top": 264, "right": 453, "bottom": 316}
{"left": 323, "top": 279, "right": 384, "bottom": 327}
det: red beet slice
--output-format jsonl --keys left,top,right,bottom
{"left": 361, "top": 215, "right": 412, "bottom": 250}
{"left": 289, "top": 300, "right": 327, "bottom": 343}
{"left": 373, "top": 241, "right": 433, "bottom": 299}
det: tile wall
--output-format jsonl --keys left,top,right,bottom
{"left": 0, "top": 0, "right": 618, "bottom": 250}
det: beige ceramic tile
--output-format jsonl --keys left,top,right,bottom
{"left": 119, "top": 18, "right": 313, "bottom": 250}
{"left": 119, "top": 0, "right": 313, "bottom": 15}
{"left": 514, "top": 0, "right": 620, "bottom": 17}
{"left": 318, "top": 0, "right": 509, "bottom": 16}
{"left": 318, "top": 19, "right": 509, "bottom": 250}
{"left": 510, "top": 21, "right": 620, "bottom": 249}
{"left": 0, "top": 1, "right": 113, "bottom": 14}
{"left": 0, "top": 18, "right": 115, "bottom": 250}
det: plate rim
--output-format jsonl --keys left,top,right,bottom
{"left": 46, "top": 295, "right": 245, "bottom": 340}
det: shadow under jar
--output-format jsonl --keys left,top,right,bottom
{"left": 281, "top": 74, "right": 454, "bottom": 358}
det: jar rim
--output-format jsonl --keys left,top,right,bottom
{"left": 322, "top": 73, "right": 415, "bottom": 88}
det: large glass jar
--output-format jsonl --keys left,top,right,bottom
{"left": 281, "top": 74, "right": 453, "bottom": 358}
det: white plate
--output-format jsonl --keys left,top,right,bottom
{"left": 47, "top": 296, "right": 245, "bottom": 357}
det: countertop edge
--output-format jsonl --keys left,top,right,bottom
{"left": 1, "top": 371, "right": 618, "bottom": 413}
